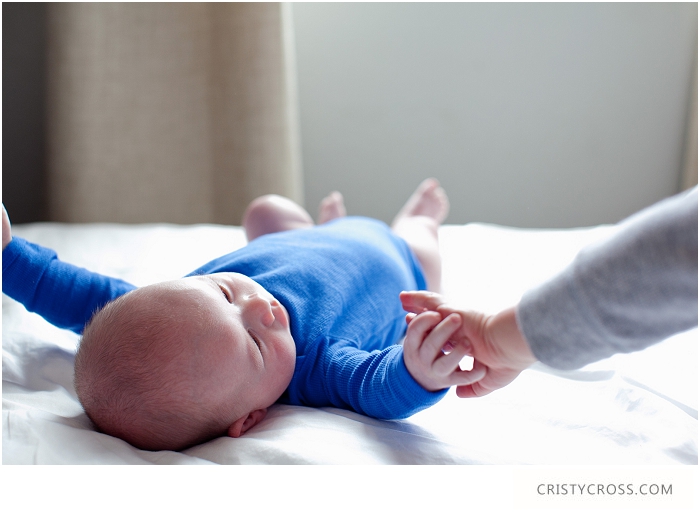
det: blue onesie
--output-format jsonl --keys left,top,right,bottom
{"left": 2, "top": 216, "right": 445, "bottom": 420}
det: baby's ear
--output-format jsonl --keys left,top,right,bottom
{"left": 227, "top": 408, "right": 268, "bottom": 438}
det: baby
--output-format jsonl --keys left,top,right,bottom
{"left": 2, "top": 179, "right": 484, "bottom": 450}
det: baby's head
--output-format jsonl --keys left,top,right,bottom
{"left": 74, "top": 273, "right": 296, "bottom": 451}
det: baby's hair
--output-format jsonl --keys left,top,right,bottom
{"left": 74, "top": 287, "right": 232, "bottom": 451}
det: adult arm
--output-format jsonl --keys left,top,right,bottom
{"left": 401, "top": 186, "right": 698, "bottom": 397}
{"left": 519, "top": 187, "right": 698, "bottom": 369}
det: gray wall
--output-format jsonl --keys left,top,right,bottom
{"left": 293, "top": 3, "right": 697, "bottom": 227}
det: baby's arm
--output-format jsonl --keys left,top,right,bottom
{"left": 300, "top": 338, "right": 448, "bottom": 420}
{"left": 2, "top": 205, "right": 136, "bottom": 333}
{"left": 3, "top": 204, "right": 12, "bottom": 250}
{"left": 311, "top": 313, "right": 485, "bottom": 418}
{"left": 402, "top": 310, "right": 486, "bottom": 392}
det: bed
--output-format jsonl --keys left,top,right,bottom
{"left": 2, "top": 220, "right": 697, "bottom": 465}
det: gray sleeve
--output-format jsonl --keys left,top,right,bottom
{"left": 517, "top": 187, "right": 698, "bottom": 370}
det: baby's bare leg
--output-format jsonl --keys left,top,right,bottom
{"left": 317, "top": 191, "right": 346, "bottom": 224}
{"left": 243, "top": 192, "right": 348, "bottom": 241}
{"left": 391, "top": 178, "right": 449, "bottom": 293}
{"left": 243, "top": 195, "right": 314, "bottom": 241}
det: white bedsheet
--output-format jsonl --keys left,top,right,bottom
{"left": 2, "top": 222, "right": 697, "bottom": 464}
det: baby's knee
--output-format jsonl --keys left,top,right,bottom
{"left": 243, "top": 195, "right": 313, "bottom": 240}
{"left": 244, "top": 195, "right": 288, "bottom": 223}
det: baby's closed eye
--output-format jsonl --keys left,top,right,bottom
{"left": 218, "top": 284, "right": 232, "bottom": 303}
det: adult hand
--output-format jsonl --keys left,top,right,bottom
{"left": 401, "top": 291, "right": 536, "bottom": 397}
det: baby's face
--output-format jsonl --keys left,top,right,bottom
{"left": 149, "top": 273, "right": 296, "bottom": 420}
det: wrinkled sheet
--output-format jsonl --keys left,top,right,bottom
{"left": 3, "top": 222, "right": 696, "bottom": 464}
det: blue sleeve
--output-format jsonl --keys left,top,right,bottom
{"left": 292, "top": 339, "right": 447, "bottom": 419}
{"left": 2, "top": 237, "right": 137, "bottom": 334}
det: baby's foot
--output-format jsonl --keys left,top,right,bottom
{"left": 318, "top": 191, "right": 347, "bottom": 224}
{"left": 392, "top": 178, "right": 449, "bottom": 227}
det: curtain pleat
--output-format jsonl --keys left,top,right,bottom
{"left": 46, "top": 2, "right": 302, "bottom": 224}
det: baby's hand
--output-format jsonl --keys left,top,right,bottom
{"left": 2, "top": 204, "right": 12, "bottom": 250}
{"left": 403, "top": 310, "right": 486, "bottom": 392}
{"left": 401, "top": 290, "right": 536, "bottom": 397}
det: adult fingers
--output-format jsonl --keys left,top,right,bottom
{"left": 400, "top": 290, "right": 444, "bottom": 314}
{"left": 448, "top": 360, "right": 487, "bottom": 386}
{"left": 455, "top": 366, "right": 521, "bottom": 398}
{"left": 454, "top": 383, "right": 490, "bottom": 398}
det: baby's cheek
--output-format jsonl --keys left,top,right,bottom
{"left": 280, "top": 335, "right": 297, "bottom": 374}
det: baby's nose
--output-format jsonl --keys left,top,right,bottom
{"left": 246, "top": 294, "right": 275, "bottom": 327}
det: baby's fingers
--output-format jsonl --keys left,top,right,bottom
{"left": 418, "top": 312, "right": 462, "bottom": 364}
{"left": 433, "top": 341, "right": 471, "bottom": 377}
{"left": 2, "top": 204, "right": 12, "bottom": 250}
{"left": 403, "top": 311, "right": 442, "bottom": 353}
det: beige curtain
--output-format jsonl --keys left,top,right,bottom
{"left": 46, "top": 2, "right": 303, "bottom": 224}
